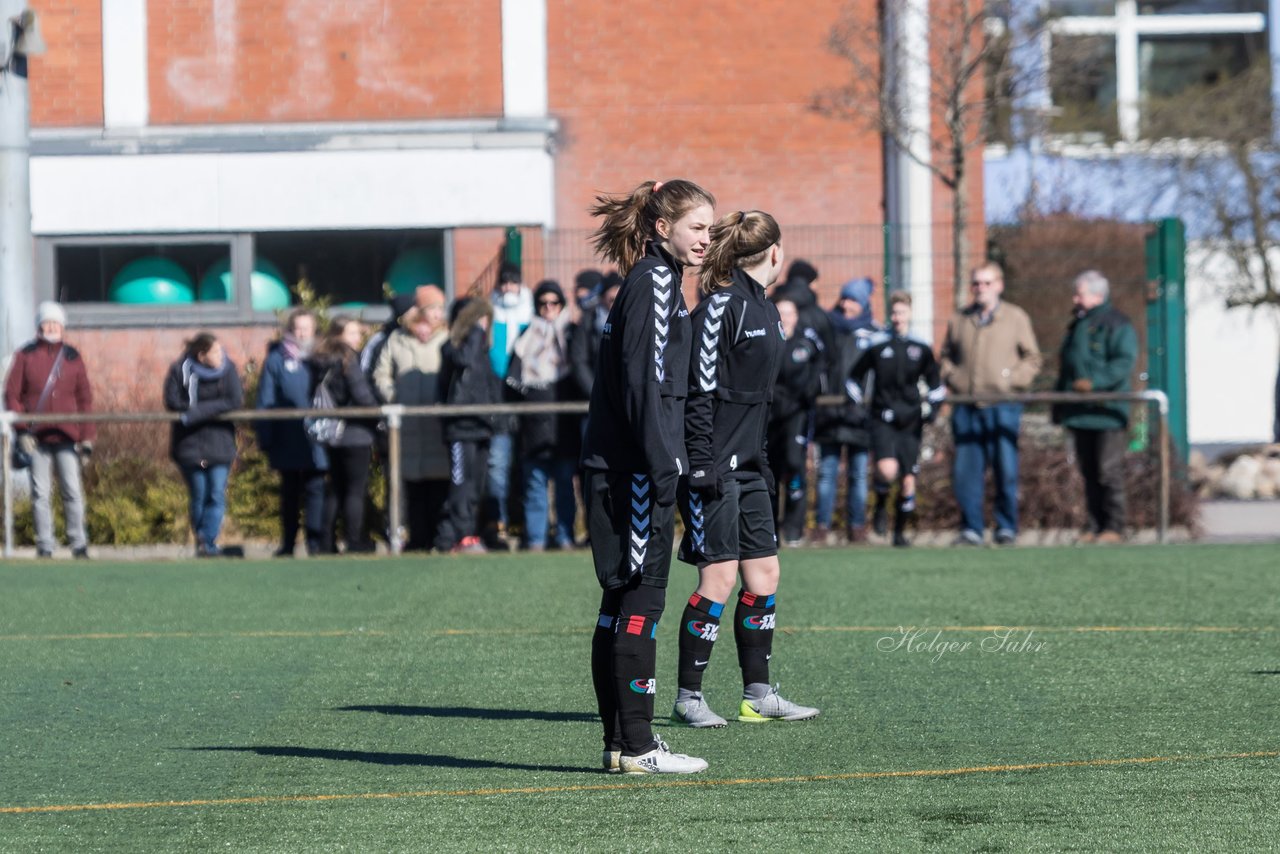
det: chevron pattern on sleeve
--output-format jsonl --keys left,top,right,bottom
{"left": 687, "top": 490, "right": 706, "bottom": 554}
{"left": 698, "top": 293, "right": 732, "bottom": 393}
{"left": 629, "top": 474, "right": 651, "bottom": 574}
{"left": 651, "top": 267, "right": 673, "bottom": 383}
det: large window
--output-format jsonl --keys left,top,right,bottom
{"left": 38, "top": 230, "right": 449, "bottom": 326}
{"left": 1044, "top": 0, "right": 1270, "bottom": 142}
{"left": 1049, "top": 34, "right": 1121, "bottom": 141}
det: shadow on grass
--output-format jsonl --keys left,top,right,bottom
{"left": 183, "top": 745, "right": 582, "bottom": 773}
{"left": 334, "top": 704, "right": 597, "bottom": 723}
{"left": 1250, "top": 671, "right": 1280, "bottom": 676}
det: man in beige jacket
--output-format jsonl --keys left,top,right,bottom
{"left": 940, "top": 262, "right": 1041, "bottom": 546}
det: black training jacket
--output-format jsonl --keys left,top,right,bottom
{"left": 440, "top": 326, "right": 500, "bottom": 443}
{"left": 770, "top": 331, "right": 821, "bottom": 426}
{"left": 847, "top": 331, "right": 945, "bottom": 429}
{"left": 581, "top": 242, "right": 691, "bottom": 505}
{"left": 685, "top": 267, "right": 784, "bottom": 485}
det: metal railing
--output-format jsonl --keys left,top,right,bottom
{"left": 0, "top": 390, "right": 1171, "bottom": 558}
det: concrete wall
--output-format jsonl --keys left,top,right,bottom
{"left": 1187, "top": 244, "right": 1280, "bottom": 445}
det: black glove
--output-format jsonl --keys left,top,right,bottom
{"left": 687, "top": 465, "right": 721, "bottom": 500}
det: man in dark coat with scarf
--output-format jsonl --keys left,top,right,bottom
{"left": 1053, "top": 269, "right": 1138, "bottom": 544}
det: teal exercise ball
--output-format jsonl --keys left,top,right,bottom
{"left": 197, "top": 257, "right": 291, "bottom": 311}
{"left": 109, "top": 257, "right": 195, "bottom": 305}
{"left": 385, "top": 245, "right": 445, "bottom": 295}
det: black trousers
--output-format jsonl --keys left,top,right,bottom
{"left": 768, "top": 412, "right": 808, "bottom": 541}
{"left": 435, "top": 439, "right": 489, "bottom": 551}
{"left": 279, "top": 468, "right": 326, "bottom": 552}
{"left": 325, "top": 445, "right": 374, "bottom": 552}
{"left": 1072, "top": 428, "right": 1128, "bottom": 534}
{"left": 405, "top": 478, "right": 449, "bottom": 552}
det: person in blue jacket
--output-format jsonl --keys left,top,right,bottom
{"left": 255, "top": 308, "right": 329, "bottom": 557}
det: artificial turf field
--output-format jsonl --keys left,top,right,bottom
{"left": 1, "top": 544, "right": 1277, "bottom": 852}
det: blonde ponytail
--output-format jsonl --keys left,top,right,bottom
{"left": 698, "top": 210, "right": 781, "bottom": 296}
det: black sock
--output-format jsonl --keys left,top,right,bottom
{"left": 874, "top": 480, "right": 891, "bottom": 508}
{"left": 614, "top": 614, "right": 660, "bottom": 755}
{"left": 734, "top": 590, "right": 776, "bottom": 689}
{"left": 895, "top": 493, "right": 916, "bottom": 536}
{"left": 591, "top": 611, "right": 619, "bottom": 752}
{"left": 677, "top": 593, "right": 723, "bottom": 693}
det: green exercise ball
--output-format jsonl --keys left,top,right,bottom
{"left": 385, "top": 245, "right": 445, "bottom": 295}
{"left": 109, "top": 257, "right": 195, "bottom": 305}
{"left": 197, "top": 257, "right": 291, "bottom": 311}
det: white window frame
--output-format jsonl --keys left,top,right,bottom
{"left": 1049, "top": 0, "right": 1266, "bottom": 141}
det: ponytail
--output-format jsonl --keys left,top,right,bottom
{"left": 590, "top": 179, "right": 716, "bottom": 272}
{"left": 698, "top": 210, "right": 781, "bottom": 296}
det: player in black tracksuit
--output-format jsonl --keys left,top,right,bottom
{"left": 846, "top": 292, "right": 945, "bottom": 547}
{"left": 582, "top": 179, "right": 715, "bottom": 775}
{"left": 434, "top": 297, "right": 499, "bottom": 553}
{"left": 768, "top": 297, "right": 822, "bottom": 546}
{"left": 671, "top": 210, "right": 820, "bottom": 730}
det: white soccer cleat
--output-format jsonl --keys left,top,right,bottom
{"left": 738, "top": 684, "right": 820, "bottom": 723}
{"left": 618, "top": 734, "right": 708, "bottom": 774}
{"left": 671, "top": 693, "right": 728, "bottom": 728}
{"left": 603, "top": 749, "right": 621, "bottom": 773}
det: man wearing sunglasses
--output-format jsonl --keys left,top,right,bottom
{"left": 939, "top": 262, "right": 1042, "bottom": 546}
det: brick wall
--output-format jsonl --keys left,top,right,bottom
{"left": 28, "top": 0, "right": 103, "bottom": 127}
{"left": 68, "top": 325, "right": 278, "bottom": 412}
{"left": 548, "top": 0, "right": 883, "bottom": 260}
{"left": 145, "top": 0, "right": 503, "bottom": 125}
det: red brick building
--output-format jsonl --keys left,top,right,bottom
{"left": 20, "top": 0, "right": 977, "bottom": 396}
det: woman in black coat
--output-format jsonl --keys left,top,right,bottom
{"left": 311, "top": 315, "right": 380, "bottom": 554}
{"left": 163, "top": 332, "right": 244, "bottom": 557}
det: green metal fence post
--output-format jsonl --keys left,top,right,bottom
{"left": 1144, "top": 218, "right": 1189, "bottom": 465}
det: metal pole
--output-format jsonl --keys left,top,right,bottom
{"left": 0, "top": 3, "right": 38, "bottom": 363}
{"left": 1158, "top": 399, "right": 1170, "bottom": 545}
{"left": 1, "top": 412, "right": 13, "bottom": 558}
{"left": 384, "top": 405, "right": 404, "bottom": 555}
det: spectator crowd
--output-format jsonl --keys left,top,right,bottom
{"left": 3, "top": 260, "right": 1145, "bottom": 556}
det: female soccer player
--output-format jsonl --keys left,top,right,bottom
{"left": 671, "top": 210, "right": 820, "bottom": 729}
{"left": 582, "top": 179, "right": 716, "bottom": 774}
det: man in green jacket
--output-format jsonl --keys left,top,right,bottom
{"left": 1054, "top": 270, "right": 1138, "bottom": 544}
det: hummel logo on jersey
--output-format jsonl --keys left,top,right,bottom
{"left": 743, "top": 614, "right": 776, "bottom": 630}
{"left": 602, "top": 322, "right": 612, "bottom": 334}
{"left": 687, "top": 620, "right": 719, "bottom": 641}
{"left": 629, "top": 678, "right": 656, "bottom": 695}
{"left": 744, "top": 328, "right": 766, "bottom": 338}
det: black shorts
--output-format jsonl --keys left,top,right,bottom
{"left": 677, "top": 474, "right": 778, "bottom": 565}
{"left": 585, "top": 469, "right": 676, "bottom": 590}
{"left": 870, "top": 420, "right": 922, "bottom": 474}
